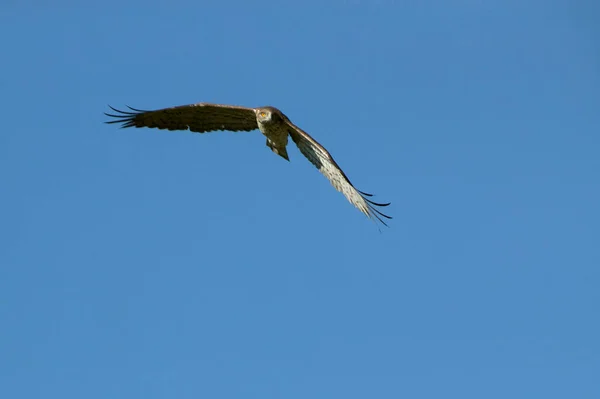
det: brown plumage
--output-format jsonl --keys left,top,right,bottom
{"left": 105, "top": 102, "right": 391, "bottom": 226}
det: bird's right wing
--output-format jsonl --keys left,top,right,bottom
{"left": 104, "top": 103, "right": 259, "bottom": 133}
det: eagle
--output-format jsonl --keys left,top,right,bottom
{"left": 104, "top": 102, "right": 391, "bottom": 226}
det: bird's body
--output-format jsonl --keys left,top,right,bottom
{"left": 256, "top": 106, "right": 290, "bottom": 161}
{"left": 105, "top": 102, "right": 391, "bottom": 226}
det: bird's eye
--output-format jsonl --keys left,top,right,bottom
{"left": 260, "top": 112, "right": 266, "bottom": 117}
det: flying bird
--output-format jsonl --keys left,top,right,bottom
{"left": 104, "top": 102, "right": 391, "bottom": 225}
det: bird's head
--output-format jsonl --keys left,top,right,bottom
{"left": 256, "top": 108, "right": 273, "bottom": 124}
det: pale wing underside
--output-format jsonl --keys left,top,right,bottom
{"left": 105, "top": 103, "right": 259, "bottom": 133}
{"left": 284, "top": 118, "right": 391, "bottom": 226}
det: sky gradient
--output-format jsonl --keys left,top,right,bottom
{"left": 1, "top": 1, "right": 599, "bottom": 398}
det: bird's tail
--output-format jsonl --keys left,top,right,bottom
{"left": 266, "top": 139, "right": 290, "bottom": 161}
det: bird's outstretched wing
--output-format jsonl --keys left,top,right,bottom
{"left": 284, "top": 117, "right": 391, "bottom": 226}
{"left": 104, "top": 103, "right": 259, "bottom": 133}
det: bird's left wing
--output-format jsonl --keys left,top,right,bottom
{"left": 284, "top": 117, "right": 391, "bottom": 226}
{"left": 104, "top": 103, "right": 259, "bottom": 133}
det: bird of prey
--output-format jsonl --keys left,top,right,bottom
{"left": 104, "top": 102, "right": 391, "bottom": 225}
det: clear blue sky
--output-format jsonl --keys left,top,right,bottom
{"left": 1, "top": 2, "right": 598, "bottom": 398}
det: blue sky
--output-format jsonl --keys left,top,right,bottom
{"left": 1, "top": 1, "right": 599, "bottom": 398}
